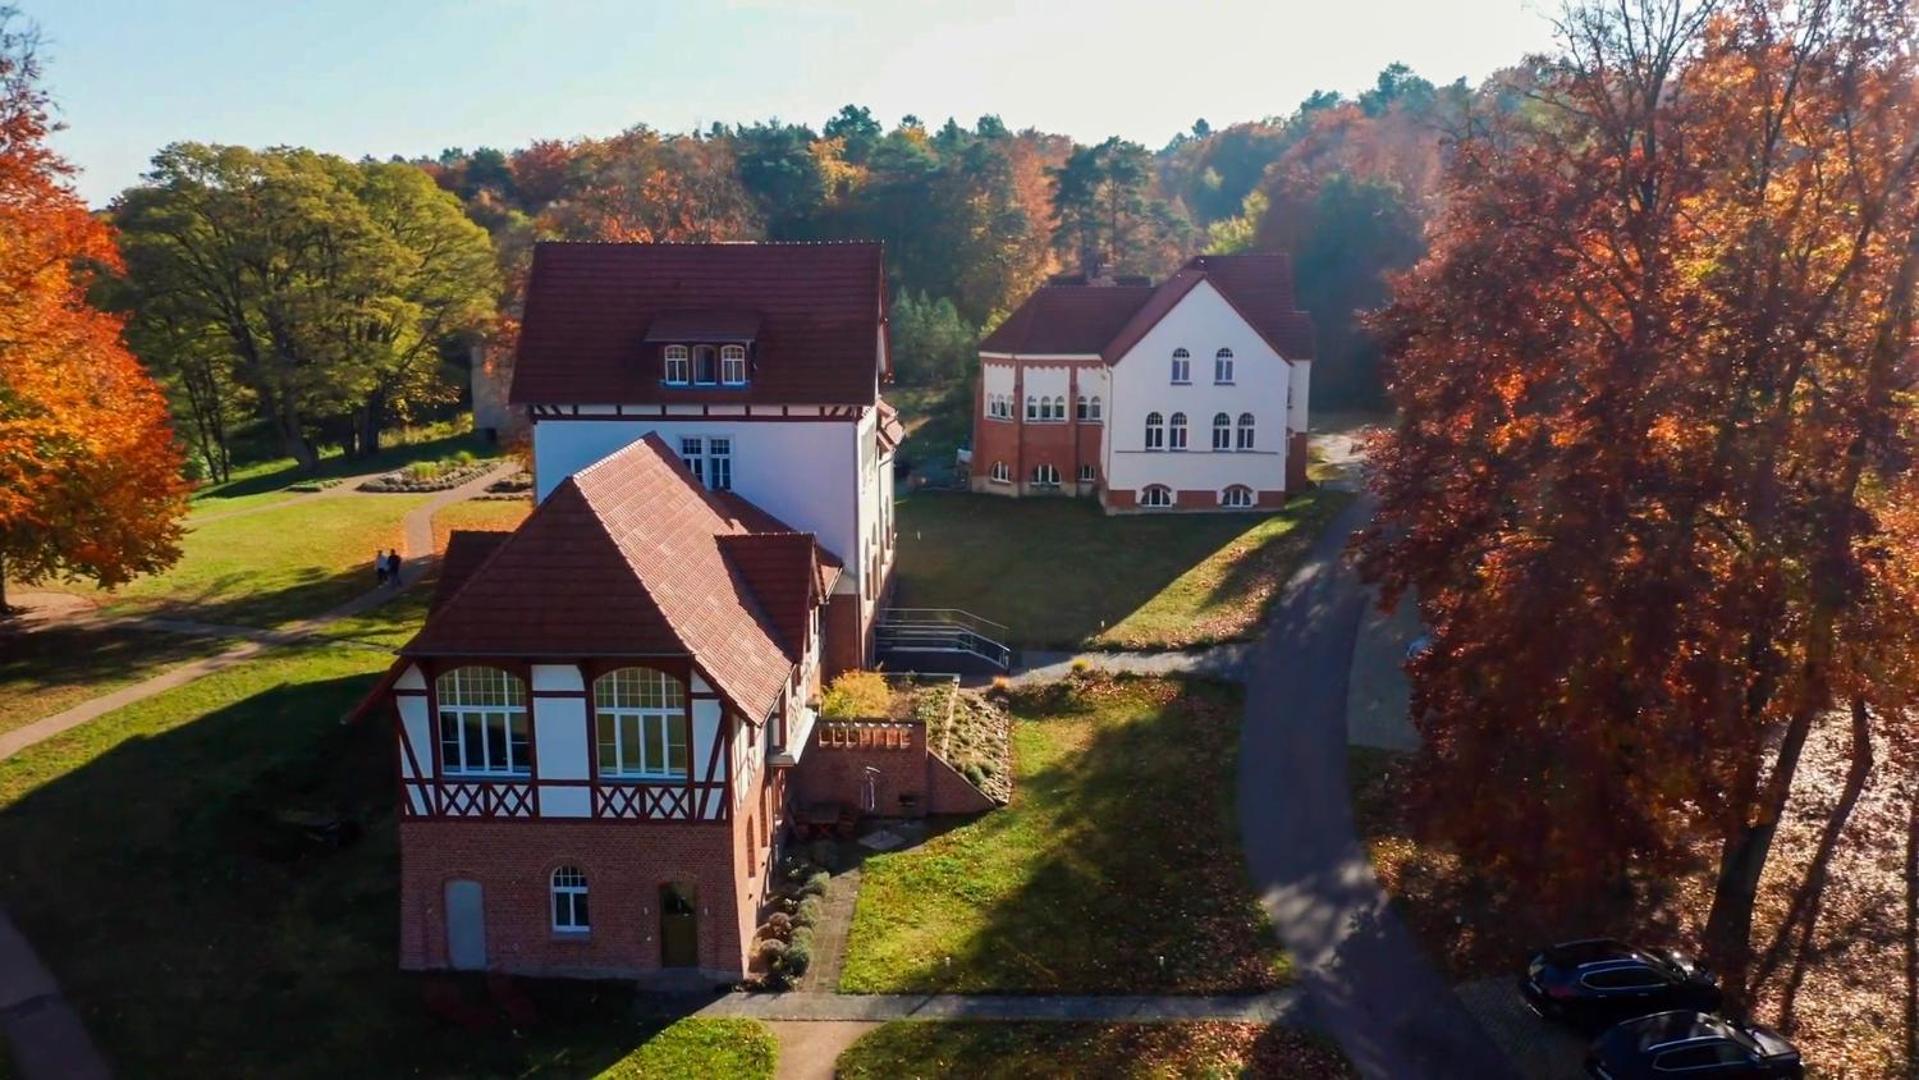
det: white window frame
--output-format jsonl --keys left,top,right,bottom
{"left": 1212, "top": 412, "right": 1232, "bottom": 451}
{"left": 663, "top": 345, "right": 690, "bottom": 385}
{"left": 1215, "top": 348, "right": 1235, "bottom": 384}
{"left": 693, "top": 345, "right": 718, "bottom": 385}
{"left": 594, "top": 668, "right": 691, "bottom": 781}
{"left": 680, "top": 436, "right": 706, "bottom": 486}
{"left": 437, "top": 666, "right": 530, "bottom": 778}
{"left": 1026, "top": 395, "right": 1039, "bottom": 421}
{"left": 1141, "top": 485, "right": 1172, "bottom": 508}
{"left": 1237, "top": 413, "right": 1256, "bottom": 451}
{"left": 1088, "top": 396, "right": 1102, "bottom": 421}
{"left": 1222, "top": 485, "right": 1253, "bottom": 508}
{"left": 1031, "top": 463, "right": 1059, "bottom": 487}
{"left": 1077, "top": 463, "right": 1096, "bottom": 482}
{"left": 720, "top": 344, "right": 748, "bottom": 385}
{"left": 1145, "top": 412, "right": 1165, "bottom": 451}
{"left": 1171, "top": 348, "right": 1191, "bottom": 384}
{"left": 1168, "top": 412, "right": 1188, "bottom": 451}
{"left": 990, "top": 460, "right": 1010, "bottom": 484}
{"left": 707, "top": 436, "right": 732, "bottom": 491}
{"left": 551, "top": 866, "right": 589, "bottom": 933}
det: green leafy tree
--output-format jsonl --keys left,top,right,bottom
{"left": 889, "top": 291, "right": 977, "bottom": 386}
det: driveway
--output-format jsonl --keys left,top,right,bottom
{"left": 1237, "top": 493, "right": 1518, "bottom": 1079}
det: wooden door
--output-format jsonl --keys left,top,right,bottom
{"left": 445, "top": 879, "right": 486, "bottom": 971}
{"left": 659, "top": 882, "right": 697, "bottom": 968}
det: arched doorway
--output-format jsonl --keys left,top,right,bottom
{"left": 659, "top": 882, "right": 698, "bottom": 968}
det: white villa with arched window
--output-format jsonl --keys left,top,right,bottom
{"left": 970, "top": 253, "right": 1314, "bottom": 512}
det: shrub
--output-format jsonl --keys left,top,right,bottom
{"left": 453, "top": 449, "right": 476, "bottom": 466}
{"left": 795, "top": 896, "right": 824, "bottom": 928}
{"left": 756, "top": 938, "right": 788, "bottom": 968}
{"left": 1070, "top": 657, "right": 1092, "bottom": 674}
{"left": 820, "top": 670, "right": 892, "bottom": 719}
{"left": 963, "top": 763, "right": 987, "bottom": 788}
{"left": 406, "top": 461, "right": 440, "bottom": 481}
{"left": 766, "top": 912, "right": 793, "bottom": 939}
{"left": 781, "top": 938, "right": 812, "bottom": 976}
{"left": 807, "top": 839, "right": 838, "bottom": 870}
{"left": 789, "top": 926, "right": 815, "bottom": 952}
{"left": 800, "top": 871, "right": 831, "bottom": 898}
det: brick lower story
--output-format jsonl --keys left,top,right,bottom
{"left": 397, "top": 818, "right": 766, "bottom": 982}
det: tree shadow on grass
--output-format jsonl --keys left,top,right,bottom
{"left": 197, "top": 433, "right": 501, "bottom": 505}
{"left": 847, "top": 678, "right": 1287, "bottom": 994}
{"left": 104, "top": 563, "right": 396, "bottom": 632}
{"left": 0, "top": 667, "right": 650, "bottom": 1079}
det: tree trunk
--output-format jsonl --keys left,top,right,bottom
{"left": 0, "top": 548, "right": 9, "bottom": 615}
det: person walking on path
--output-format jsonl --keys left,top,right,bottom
{"left": 375, "top": 550, "right": 389, "bottom": 588}
{"left": 385, "top": 550, "right": 403, "bottom": 588}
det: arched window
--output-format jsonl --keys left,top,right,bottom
{"left": 1141, "top": 485, "right": 1173, "bottom": 508}
{"left": 436, "top": 666, "right": 529, "bottom": 777}
{"left": 593, "top": 668, "right": 689, "bottom": 780}
{"left": 1026, "top": 395, "right": 1039, "bottom": 421}
{"left": 1214, "top": 348, "right": 1235, "bottom": 383}
{"left": 1089, "top": 396, "right": 1103, "bottom": 421}
{"left": 1077, "top": 463, "right": 1096, "bottom": 482}
{"left": 720, "top": 344, "right": 748, "bottom": 385}
{"left": 1076, "top": 394, "right": 1089, "bottom": 420}
{"left": 1144, "top": 412, "right": 1165, "bottom": 451}
{"left": 551, "top": 866, "right": 589, "bottom": 932}
{"left": 1236, "top": 413, "right": 1256, "bottom": 451}
{"left": 1171, "top": 348, "right": 1191, "bottom": 384}
{"left": 1222, "top": 485, "right": 1254, "bottom": 509}
{"left": 990, "top": 460, "right": 1011, "bottom": 483}
{"left": 1031, "top": 464, "right": 1060, "bottom": 486}
{"left": 1053, "top": 396, "right": 1066, "bottom": 421}
{"left": 1211, "top": 412, "right": 1232, "bottom": 451}
{"left": 693, "top": 345, "right": 719, "bottom": 384}
{"left": 1168, "top": 412, "right": 1188, "bottom": 451}
{"left": 663, "top": 345, "right": 690, "bottom": 385}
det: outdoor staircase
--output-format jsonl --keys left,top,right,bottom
{"left": 874, "top": 608, "right": 1013, "bottom": 674}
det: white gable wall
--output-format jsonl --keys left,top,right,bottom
{"left": 1105, "top": 280, "right": 1291, "bottom": 498}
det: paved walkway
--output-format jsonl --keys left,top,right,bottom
{"left": 1236, "top": 494, "right": 1518, "bottom": 1080}
{"left": 766, "top": 1020, "right": 877, "bottom": 1080}
{"left": 0, "top": 909, "right": 110, "bottom": 1080}
{"left": 666, "top": 989, "right": 1309, "bottom": 1023}
{"left": 1011, "top": 642, "right": 1253, "bottom": 684}
{"left": 0, "top": 462, "right": 513, "bottom": 763}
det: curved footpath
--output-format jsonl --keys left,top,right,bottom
{"left": 1237, "top": 494, "right": 1518, "bottom": 1080}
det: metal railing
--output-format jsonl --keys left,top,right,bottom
{"left": 875, "top": 608, "right": 1012, "bottom": 670}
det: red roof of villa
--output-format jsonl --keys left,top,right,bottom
{"left": 977, "top": 253, "right": 1316, "bottom": 362}
{"left": 403, "top": 435, "right": 838, "bottom": 720}
{"left": 510, "top": 242, "right": 889, "bottom": 407}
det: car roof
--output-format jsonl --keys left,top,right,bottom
{"left": 1607, "top": 1011, "right": 1755, "bottom": 1055}
{"left": 1544, "top": 938, "right": 1642, "bottom": 967}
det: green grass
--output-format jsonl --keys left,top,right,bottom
{"left": 190, "top": 420, "right": 504, "bottom": 514}
{"left": 890, "top": 382, "right": 972, "bottom": 486}
{"left": 840, "top": 677, "right": 1287, "bottom": 994}
{"left": 835, "top": 1021, "right": 1354, "bottom": 1079}
{"left": 0, "top": 644, "right": 657, "bottom": 1077}
{"left": 894, "top": 488, "right": 1353, "bottom": 649}
{"left": 317, "top": 497, "right": 530, "bottom": 650}
{"left": 596, "top": 1018, "right": 777, "bottom": 1079}
{"left": 37, "top": 493, "right": 428, "bottom": 629}
{"left": 0, "top": 625, "right": 238, "bottom": 737}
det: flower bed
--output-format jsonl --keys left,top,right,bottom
{"left": 747, "top": 854, "right": 833, "bottom": 989}
{"left": 358, "top": 457, "right": 493, "bottom": 493}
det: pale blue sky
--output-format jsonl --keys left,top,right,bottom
{"left": 40, "top": 0, "right": 1560, "bottom": 207}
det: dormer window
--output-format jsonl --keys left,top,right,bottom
{"left": 721, "top": 345, "right": 747, "bottom": 385}
{"left": 693, "top": 345, "right": 718, "bottom": 385}
{"left": 663, "top": 346, "right": 690, "bottom": 385}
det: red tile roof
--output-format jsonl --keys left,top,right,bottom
{"left": 432, "top": 531, "right": 510, "bottom": 612}
{"left": 510, "top": 242, "right": 888, "bottom": 407}
{"left": 403, "top": 434, "right": 834, "bottom": 721}
{"left": 977, "top": 253, "right": 1315, "bottom": 362}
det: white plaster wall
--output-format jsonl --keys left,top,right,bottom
{"left": 533, "top": 698, "right": 589, "bottom": 781}
{"left": 693, "top": 698, "right": 724, "bottom": 820}
{"left": 1107, "top": 280, "right": 1290, "bottom": 493}
{"left": 399, "top": 695, "right": 432, "bottom": 779}
{"left": 982, "top": 362, "right": 1015, "bottom": 397}
{"left": 1022, "top": 364, "right": 1071, "bottom": 402}
{"left": 533, "top": 419, "right": 861, "bottom": 572}
{"left": 530, "top": 664, "right": 583, "bottom": 693}
{"left": 397, "top": 665, "right": 426, "bottom": 691}
{"left": 540, "top": 786, "right": 591, "bottom": 818}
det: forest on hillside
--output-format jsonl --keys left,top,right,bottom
{"left": 107, "top": 62, "right": 1517, "bottom": 479}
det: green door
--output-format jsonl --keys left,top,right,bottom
{"left": 660, "top": 882, "right": 697, "bottom": 968}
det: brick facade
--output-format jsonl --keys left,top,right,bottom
{"left": 397, "top": 815, "right": 767, "bottom": 982}
{"left": 970, "top": 359, "right": 1108, "bottom": 497}
{"left": 791, "top": 720, "right": 996, "bottom": 816}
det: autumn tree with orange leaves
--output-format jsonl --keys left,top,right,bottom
{"left": 0, "top": 11, "right": 184, "bottom": 614}
{"left": 1360, "top": 0, "right": 1919, "bottom": 1005}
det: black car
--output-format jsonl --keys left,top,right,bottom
{"left": 1521, "top": 938, "right": 1723, "bottom": 1031}
{"left": 1587, "top": 1010, "right": 1802, "bottom": 1079}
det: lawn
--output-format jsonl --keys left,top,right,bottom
{"left": 597, "top": 1018, "right": 776, "bottom": 1078}
{"left": 889, "top": 381, "right": 972, "bottom": 487}
{"left": 34, "top": 493, "right": 428, "bottom": 629}
{"left": 0, "top": 643, "right": 680, "bottom": 1078}
{"left": 188, "top": 421, "right": 507, "bottom": 516}
{"left": 840, "top": 676, "right": 1286, "bottom": 994}
{"left": 835, "top": 1021, "right": 1352, "bottom": 1079}
{"left": 893, "top": 488, "right": 1352, "bottom": 649}
{"left": 318, "top": 496, "right": 532, "bottom": 650}
{"left": 0, "top": 624, "right": 237, "bottom": 737}
{"left": 1350, "top": 742, "right": 1912, "bottom": 1078}
{"left": 431, "top": 496, "right": 532, "bottom": 551}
